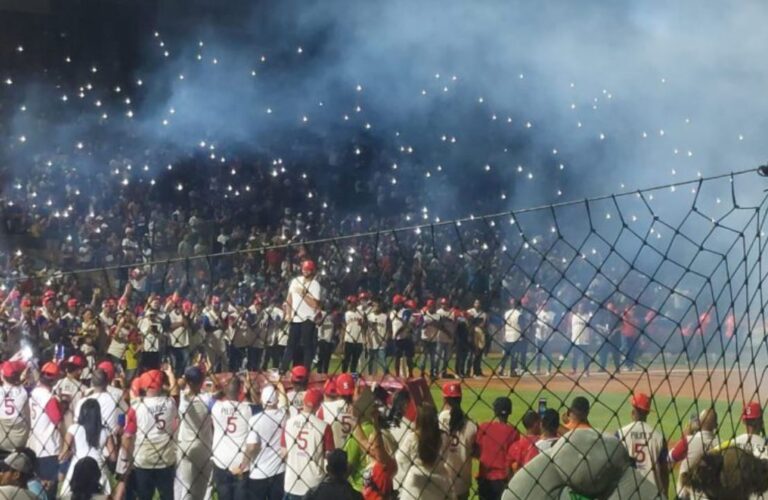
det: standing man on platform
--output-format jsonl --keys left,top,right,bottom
{"left": 281, "top": 259, "right": 323, "bottom": 373}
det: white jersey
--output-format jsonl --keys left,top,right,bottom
{"left": 366, "top": 312, "right": 388, "bottom": 349}
{"left": 265, "top": 306, "right": 286, "bottom": 346}
{"left": 168, "top": 310, "right": 191, "bottom": 348}
{"left": 421, "top": 311, "right": 441, "bottom": 342}
{"left": 439, "top": 409, "right": 478, "bottom": 495}
{"left": 75, "top": 391, "right": 120, "bottom": 434}
{"left": 504, "top": 308, "right": 523, "bottom": 342}
{"left": 282, "top": 412, "right": 333, "bottom": 496}
{"left": 318, "top": 313, "right": 335, "bottom": 343}
{"left": 726, "top": 433, "right": 768, "bottom": 459}
{"left": 126, "top": 395, "right": 177, "bottom": 469}
{"left": 318, "top": 399, "right": 355, "bottom": 449}
{"left": 246, "top": 407, "right": 287, "bottom": 479}
{"left": 27, "top": 386, "right": 61, "bottom": 458}
{"left": 0, "top": 383, "right": 29, "bottom": 451}
{"left": 344, "top": 310, "right": 365, "bottom": 343}
{"left": 571, "top": 312, "right": 592, "bottom": 345}
{"left": 287, "top": 276, "right": 323, "bottom": 323}
{"left": 617, "top": 421, "right": 667, "bottom": 492}
{"left": 211, "top": 399, "right": 253, "bottom": 469}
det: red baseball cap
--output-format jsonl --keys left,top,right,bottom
{"left": 392, "top": 294, "right": 405, "bottom": 306}
{"left": 346, "top": 295, "right": 358, "bottom": 304}
{"left": 291, "top": 365, "right": 308, "bottom": 383}
{"left": 43, "top": 289, "right": 56, "bottom": 299}
{"left": 2, "top": 361, "right": 25, "bottom": 379}
{"left": 336, "top": 373, "right": 355, "bottom": 397}
{"left": 301, "top": 260, "right": 316, "bottom": 273}
{"left": 442, "top": 382, "right": 462, "bottom": 399}
{"left": 631, "top": 393, "right": 652, "bottom": 413}
{"left": 425, "top": 299, "right": 435, "bottom": 308}
{"left": 405, "top": 299, "right": 417, "bottom": 310}
{"left": 67, "top": 298, "right": 78, "bottom": 308}
{"left": 303, "top": 388, "right": 323, "bottom": 409}
{"left": 182, "top": 300, "right": 193, "bottom": 314}
{"left": 20, "top": 298, "right": 32, "bottom": 308}
{"left": 66, "top": 355, "right": 86, "bottom": 369}
{"left": 142, "top": 369, "right": 164, "bottom": 391}
{"left": 97, "top": 361, "right": 115, "bottom": 382}
{"left": 40, "top": 362, "right": 61, "bottom": 378}
{"left": 324, "top": 377, "right": 338, "bottom": 397}
{"left": 358, "top": 291, "right": 371, "bottom": 301}
{"left": 743, "top": 401, "right": 762, "bottom": 421}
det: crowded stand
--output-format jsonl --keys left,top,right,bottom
{"left": 1, "top": 1, "right": 768, "bottom": 499}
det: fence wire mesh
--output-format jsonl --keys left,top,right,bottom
{"left": 0, "top": 169, "right": 766, "bottom": 499}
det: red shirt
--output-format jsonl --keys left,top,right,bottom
{"left": 476, "top": 421, "right": 520, "bottom": 480}
{"left": 362, "top": 460, "right": 396, "bottom": 500}
{"left": 508, "top": 434, "right": 539, "bottom": 471}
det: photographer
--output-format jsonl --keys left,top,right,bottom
{"left": 138, "top": 295, "right": 169, "bottom": 371}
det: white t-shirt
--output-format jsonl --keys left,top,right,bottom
{"left": 139, "top": 313, "right": 165, "bottom": 352}
{"left": 75, "top": 391, "right": 120, "bottom": 434}
{"left": 67, "top": 423, "right": 109, "bottom": 468}
{"left": 344, "top": 310, "right": 365, "bottom": 344}
{"left": 389, "top": 309, "right": 408, "bottom": 340}
{"left": 28, "top": 386, "right": 61, "bottom": 458}
{"left": 439, "top": 409, "right": 478, "bottom": 495}
{"left": 211, "top": 400, "right": 253, "bottom": 469}
{"left": 535, "top": 309, "right": 555, "bottom": 341}
{"left": 317, "top": 399, "right": 355, "bottom": 449}
{"left": 246, "top": 407, "right": 287, "bottom": 479}
{"left": 282, "top": 412, "right": 333, "bottom": 496}
{"left": 126, "top": 396, "right": 178, "bottom": 469}
{"left": 617, "top": 421, "right": 667, "bottom": 491}
{"left": 571, "top": 312, "right": 592, "bottom": 345}
{"left": 177, "top": 391, "right": 213, "bottom": 455}
{"left": 265, "top": 306, "right": 286, "bottom": 346}
{"left": 287, "top": 276, "right": 323, "bottom": 323}
{"left": 168, "top": 310, "right": 190, "bottom": 348}
{"left": 504, "top": 308, "right": 523, "bottom": 343}
{"left": 366, "top": 312, "right": 388, "bottom": 349}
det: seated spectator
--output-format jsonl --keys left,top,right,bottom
{"left": 305, "top": 449, "right": 363, "bottom": 500}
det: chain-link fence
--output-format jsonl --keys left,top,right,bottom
{"left": 0, "top": 169, "right": 766, "bottom": 499}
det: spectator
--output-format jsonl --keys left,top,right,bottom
{"left": 304, "top": 449, "right": 363, "bottom": 500}
{"left": 508, "top": 410, "right": 541, "bottom": 473}
{"left": 243, "top": 383, "right": 287, "bottom": 499}
{"left": 439, "top": 382, "right": 477, "bottom": 500}
{"left": 526, "top": 409, "right": 559, "bottom": 461}
{"left": 15, "top": 448, "right": 47, "bottom": 500}
{"left": 499, "top": 298, "right": 523, "bottom": 377}
{"left": 561, "top": 397, "right": 592, "bottom": 432}
{"left": 0, "top": 451, "right": 38, "bottom": 500}
{"left": 381, "top": 390, "right": 413, "bottom": 491}
{"left": 475, "top": 397, "right": 520, "bottom": 500}
{"left": 282, "top": 259, "right": 323, "bottom": 373}
{"left": 669, "top": 408, "right": 720, "bottom": 500}
{"left": 341, "top": 296, "right": 365, "bottom": 374}
{"left": 615, "top": 392, "right": 669, "bottom": 497}
{"left": 65, "top": 456, "right": 110, "bottom": 500}
{"left": 59, "top": 399, "right": 116, "bottom": 497}
{"left": 397, "top": 404, "right": 452, "bottom": 500}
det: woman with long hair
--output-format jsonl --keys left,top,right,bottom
{"left": 59, "top": 399, "right": 116, "bottom": 498}
{"left": 397, "top": 404, "right": 453, "bottom": 499}
{"left": 382, "top": 390, "right": 413, "bottom": 491}
{"left": 439, "top": 383, "right": 477, "bottom": 500}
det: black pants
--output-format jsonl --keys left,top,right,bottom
{"left": 229, "top": 345, "right": 247, "bottom": 372}
{"left": 341, "top": 342, "right": 364, "bottom": 373}
{"left": 455, "top": 331, "right": 471, "bottom": 377}
{"left": 599, "top": 331, "right": 622, "bottom": 371}
{"left": 317, "top": 340, "right": 334, "bottom": 374}
{"left": 280, "top": 321, "right": 316, "bottom": 372}
{"left": 267, "top": 345, "right": 285, "bottom": 370}
{"left": 213, "top": 466, "right": 248, "bottom": 500}
{"left": 247, "top": 347, "right": 264, "bottom": 372}
{"left": 248, "top": 473, "right": 284, "bottom": 500}
{"left": 394, "top": 338, "right": 414, "bottom": 377}
{"left": 133, "top": 466, "right": 174, "bottom": 500}
{"left": 477, "top": 478, "right": 507, "bottom": 500}
{"left": 169, "top": 346, "right": 189, "bottom": 377}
